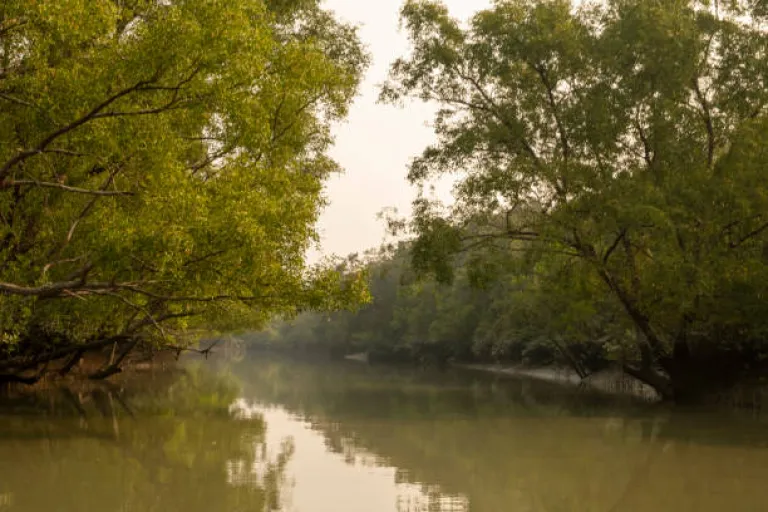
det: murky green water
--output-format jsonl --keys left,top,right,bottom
{"left": 2, "top": 356, "right": 768, "bottom": 512}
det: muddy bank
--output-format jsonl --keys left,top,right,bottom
{"left": 456, "top": 363, "right": 662, "bottom": 402}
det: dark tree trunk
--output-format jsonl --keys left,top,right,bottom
{"left": 623, "top": 363, "right": 673, "bottom": 401}
{"left": 551, "top": 338, "right": 589, "bottom": 379}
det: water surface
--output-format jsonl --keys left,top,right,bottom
{"left": 2, "top": 356, "right": 768, "bottom": 511}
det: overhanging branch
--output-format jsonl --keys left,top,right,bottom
{"left": 5, "top": 180, "right": 133, "bottom": 196}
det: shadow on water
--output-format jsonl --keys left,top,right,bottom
{"left": 232, "top": 354, "right": 768, "bottom": 512}
{"left": 0, "top": 364, "right": 291, "bottom": 512}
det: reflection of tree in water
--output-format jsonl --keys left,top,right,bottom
{"left": 303, "top": 416, "right": 470, "bottom": 512}
{"left": 395, "top": 480, "right": 470, "bottom": 512}
{"left": 0, "top": 366, "right": 292, "bottom": 512}
{"left": 227, "top": 427, "right": 295, "bottom": 511}
{"left": 236, "top": 357, "right": 655, "bottom": 512}
{"left": 237, "top": 356, "right": 768, "bottom": 512}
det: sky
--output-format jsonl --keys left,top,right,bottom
{"left": 309, "top": 0, "right": 491, "bottom": 261}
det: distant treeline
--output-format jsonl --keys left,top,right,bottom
{"left": 245, "top": 242, "right": 623, "bottom": 376}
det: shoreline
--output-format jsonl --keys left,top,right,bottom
{"left": 454, "top": 363, "right": 662, "bottom": 402}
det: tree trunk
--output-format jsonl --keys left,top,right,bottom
{"left": 551, "top": 338, "right": 588, "bottom": 379}
{"left": 88, "top": 340, "right": 138, "bottom": 380}
{"left": 594, "top": 267, "right": 677, "bottom": 399}
{"left": 623, "top": 363, "right": 673, "bottom": 401}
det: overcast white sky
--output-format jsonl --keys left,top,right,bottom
{"left": 309, "top": 0, "right": 491, "bottom": 261}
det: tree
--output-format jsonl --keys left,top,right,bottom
{"left": 0, "top": 0, "right": 369, "bottom": 382}
{"left": 382, "top": 0, "right": 768, "bottom": 401}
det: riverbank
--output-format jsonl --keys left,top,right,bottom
{"left": 455, "top": 363, "right": 768, "bottom": 410}
{"left": 455, "top": 363, "right": 662, "bottom": 402}
{"left": 338, "top": 349, "right": 663, "bottom": 402}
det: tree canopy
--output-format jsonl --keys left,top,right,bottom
{"left": 0, "top": 0, "right": 369, "bottom": 381}
{"left": 380, "top": 0, "right": 768, "bottom": 400}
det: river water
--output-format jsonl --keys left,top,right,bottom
{"left": 1, "top": 355, "right": 768, "bottom": 512}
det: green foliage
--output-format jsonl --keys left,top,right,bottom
{"left": 380, "top": 0, "right": 768, "bottom": 399}
{"left": 248, "top": 243, "right": 616, "bottom": 374}
{"left": 0, "top": 0, "right": 369, "bottom": 358}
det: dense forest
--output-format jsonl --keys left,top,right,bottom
{"left": 254, "top": 0, "right": 768, "bottom": 403}
{"left": 247, "top": 242, "right": 624, "bottom": 375}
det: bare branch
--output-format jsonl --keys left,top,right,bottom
{"left": 92, "top": 100, "right": 186, "bottom": 119}
{"left": 730, "top": 222, "right": 768, "bottom": 248}
{"left": 95, "top": 290, "right": 169, "bottom": 341}
{"left": 124, "top": 311, "right": 198, "bottom": 335}
{"left": 54, "top": 166, "right": 124, "bottom": 258}
{"left": 188, "top": 143, "right": 237, "bottom": 173}
{"left": 6, "top": 179, "right": 133, "bottom": 196}
{"left": 41, "top": 254, "right": 88, "bottom": 280}
{"left": 0, "top": 18, "right": 28, "bottom": 38}
{"left": 692, "top": 78, "right": 715, "bottom": 168}
{"left": 603, "top": 228, "right": 628, "bottom": 264}
{"left": 271, "top": 93, "right": 325, "bottom": 144}
{"left": 59, "top": 348, "right": 86, "bottom": 376}
{"left": 0, "top": 64, "right": 201, "bottom": 181}
{"left": 88, "top": 340, "right": 139, "bottom": 380}
{"left": 115, "top": 285, "right": 269, "bottom": 303}
{"left": 0, "top": 277, "right": 269, "bottom": 304}
{"left": 165, "top": 338, "right": 221, "bottom": 359}
{"left": 531, "top": 63, "right": 570, "bottom": 164}
{"left": 183, "top": 249, "right": 228, "bottom": 267}
{"left": 634, "top": 109, "right": 654, "bottom": 168}
{"left": 454, "top": 67, "right": 543, "bottom": 168}
{"left": 0, "top": 336, "right": 131, "bottom": 372}
{"left": 0, "top": 78, "right": 159, "bottom": 180}
{"left": 0, "top": 92, "right": 37, "bottom": 108}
